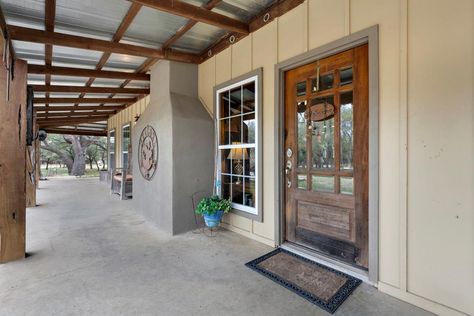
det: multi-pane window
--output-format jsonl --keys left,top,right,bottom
{"left": 122, "top": 124, "right": 131, "bottom": 169}
{"left": 295, "top": 66, "right": 354, "bottom": 195}
{"left": 216, "top": 71, "right": 261, "bottom": 219}
{"left": 108, "top": 129, "right": 116, "bottom": 172}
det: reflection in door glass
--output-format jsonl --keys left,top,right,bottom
{"left": 311, "top": 73, "right": 334, "bottom": 92}
{"left": 340, "top": 91, "right": 353, "bottom": 170}
{"left": 340, "top": 177, "right": 354, "bottom": 195}
{"left": 296, "top": 81, "right": 306, "bottom": 97}
{"left": 297, "top": 174, "right": 307, "bottom": 189}
{"left": 340, "top": 67, "right": 353, "bottom": 86}
{"left": 312, "top": 175, "right": 335, "bottom": 193}
{"left": 311, "top": 96, "right": 335, "bottom": 169}
{"left": 297, "top": 100, "right": 307, "bottom": 169}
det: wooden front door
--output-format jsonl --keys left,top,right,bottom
{"left": 284, "top": 44, "right": 369, "bottom": 269}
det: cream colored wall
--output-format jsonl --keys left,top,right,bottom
{"left": 198, "top": 0, "right": 474, "bottom": 315}
{"left": 406, "top": 0, "right": 473, "bottom": 314}
{"left": 107, "top": 96, "right": 150, "bottom": 168}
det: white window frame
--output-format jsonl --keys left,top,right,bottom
{"left": 214, "top": 68, "right": 263, "bottom": 222}
{"left": 121, "top": 123, "right": 131, "bottom": 169}
{"left": 108, "top": 128, "right": 116, "bottom": 171}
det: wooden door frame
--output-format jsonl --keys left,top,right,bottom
{"left": 274, "top": 25, "right": 379, "bottom": 283}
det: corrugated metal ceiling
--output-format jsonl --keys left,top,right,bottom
{"left": 0, "top": 0, "right": 276, "bottom": 131}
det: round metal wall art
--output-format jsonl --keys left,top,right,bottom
{"left": 138, "top": 125, "right": 158, "bottom": 181}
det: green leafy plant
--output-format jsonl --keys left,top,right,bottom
{"left": 195, "top": 195, "right": 232, "bottom": 216}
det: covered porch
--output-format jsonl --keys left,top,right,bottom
{"left": 0, "top": 0, "right": 473, "bottom": 315}
{"left": 0, "top": 177, "right": 430, "bottom": 315}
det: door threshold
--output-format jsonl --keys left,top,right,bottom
{"left": 281, "top": 243, "right": 376, "bottom": 286}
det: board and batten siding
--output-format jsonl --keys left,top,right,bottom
{"left": 107, "top": 96, "right": 150, "bottom": 169}
{"left": 198, "top": 1, "right": 474, "bottom": 315}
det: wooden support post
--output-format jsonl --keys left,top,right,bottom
{"left": 0, "top": 58, "right": 28, "bottom": 263}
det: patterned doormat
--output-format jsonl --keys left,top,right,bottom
{"left": 245, "top": 248, "right": 361, "bottom": 314}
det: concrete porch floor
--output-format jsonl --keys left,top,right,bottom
{"left": 0, "top": 178, "right": 433, "bottom": 316}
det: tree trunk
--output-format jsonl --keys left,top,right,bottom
{"left": 69, "top": 136, "right": 86, "bottom": 176}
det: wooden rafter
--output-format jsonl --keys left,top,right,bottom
{"left": 37, "top": 112, "right": 116, "bottom": 118}
{"left": 200, "top": 0, "right": 305, "bottom": 63}
{"left": 34, "top": 105, "right": 125, "bottom": 112}
{"left": 8, "top": 25, "right": 201, "bottom": 63}
{"left": 43, "top": 128, "right": 107, "bottom": 137}
{"left": 28, "top": 65, "right": 150, "bottom": 80}
{"left": 44, "top": 0, "right": 56, "bottom": 110}
{"left": 37, "top": 116, "right": 110, "bottom": 126}
{"left": 129, "top": 0, "right": 248, "bottom": 34}
{"left": 34, "top": 98, "right": 137, "bottom": 104}
{"left": 76, "top": 3, "right": 144, "bottom": 109}
{"left": 162, "top": 0, "right": 221, "bottom": 49}
{"left": 111, "top": 0, "right": 222, "bottom": 108}
{"left": 32, "top": 85, "right": 149, "bottom": 94}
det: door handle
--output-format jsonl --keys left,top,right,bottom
{"left": 285, "top": 160, "right": 292, "bottom": 175}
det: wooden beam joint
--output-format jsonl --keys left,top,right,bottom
{"left": 129, "top": 0, "right": 249, "bottom": 34}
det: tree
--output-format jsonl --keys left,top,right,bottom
{"left": 40, "top": 145, "right": 60, "bottom": 170}
{"left": 86, "top": 137, "right": 107, "bottom": 171}
{"left": 41, "top": 134, "right": 107, "bottom": 176}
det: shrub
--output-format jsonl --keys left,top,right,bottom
{"left": 195, "top": 195, "right": 232, "bottom": 216}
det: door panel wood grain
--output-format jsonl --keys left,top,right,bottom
{"left": 284, "top": 44, "right": 369, "bottom": 269}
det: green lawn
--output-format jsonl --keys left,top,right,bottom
{"left": 41, "top": 165, "right": 100, "bottom": 178}
{"left": 297, "top": 174, "right": 353, "bottom": 195}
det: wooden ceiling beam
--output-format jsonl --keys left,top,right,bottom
{"left": 35, "top": 105, "right": 125, "bottom": 111}
{"left": 76, "top": 3, "right": 144, "bottom": 106}
{"left": 37, "top": 116, "right": 110, "bottom": 126}
{"left": 28, "top": 65, "right": 150, "bottom": 81}
{"left": 129, "top": 0, "right": 248, "bottom": 34}
{"left": 44, "top": 0, "right": 56, "bottom": 108}
{"left": 199, "top": 0, "right": 304, "bottom": 63}
{"left": 109, "top": 0, "right": 222, "bottom": 106}
{"left": 161, "top": 0, "right": 222, "bottom": 49}
{"left": 31, "top": 85, "right": 149, "bottom": 94}
{"left": 34, "top": 98, "right": 137, "bottom": 104}
{"left": 8, "top": 25, "right": 201, "bottom": 63}
{"left": 44, "top": 128, "right": 107, "bottom": 137}
{"left": 43, "top": 128, "right": 107, "bottom": 137}
{"left": 37, "top": 111, "right": 116, "bottom": 118}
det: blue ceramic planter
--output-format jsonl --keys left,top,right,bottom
{"left": 203, "top": 211, "right": 224, "bottom": 228}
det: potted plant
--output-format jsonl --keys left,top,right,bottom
{"left": 195, "top": 195, "right": 232, "bottom": 228}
